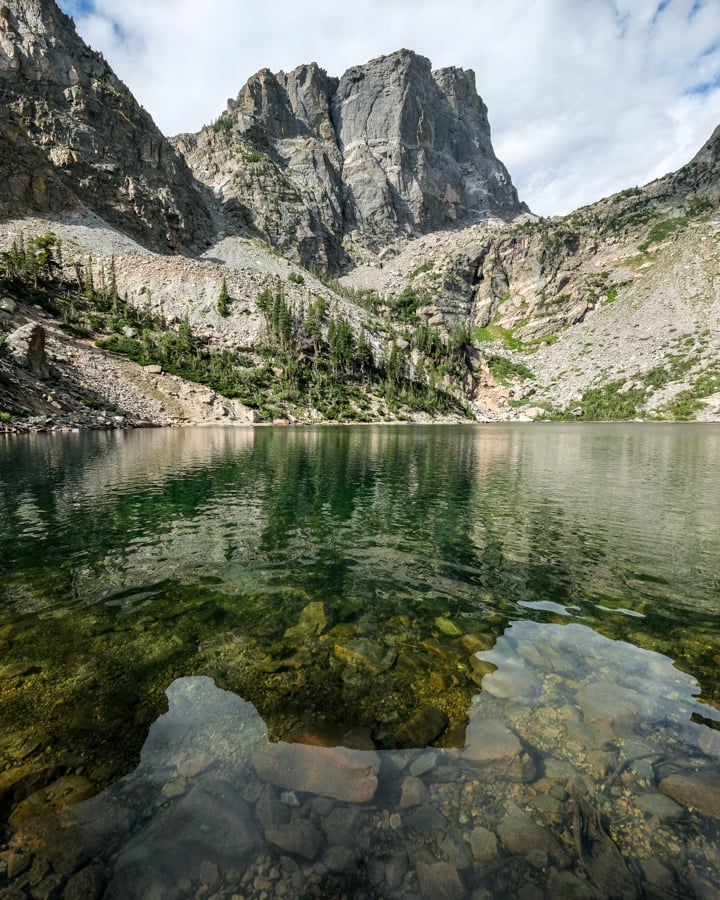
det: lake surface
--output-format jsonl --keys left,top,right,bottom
{"left": 1, "top": 423, "right": 719, "bottom": 898}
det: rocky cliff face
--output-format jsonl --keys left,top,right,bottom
{"left": 2, "top": 0, "right": 719, "bottom": 427}
{"left": 177, "top": 50, "right": 526, "bottom": 271}
{"left": 0, "top": 0, "right": 213, "bottom": 253}
{"left": 335, "top": 120, "right": 720, "bottom": 420}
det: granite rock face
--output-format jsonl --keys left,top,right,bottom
{"left": 177, "top": 50, "right": 527, "bottom": 270}
{"left": 333, "top": 52, "right": 524, "bottom": 235}
{"left": 0, "top": 0, "right": 213, "bottom": 253}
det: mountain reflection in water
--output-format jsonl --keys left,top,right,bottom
{"left": 2, "top": 424, "right": 720, "bottom": 897}
{"left": 6, "top": 623, "right": 719, "bottom": 900}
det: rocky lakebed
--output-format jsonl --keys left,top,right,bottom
{"left": 2, "top": 616, "right": 719, "bottom": 900}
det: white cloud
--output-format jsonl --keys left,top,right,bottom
{"left": 58, "top": 0, "right": 720, "bottom": 216}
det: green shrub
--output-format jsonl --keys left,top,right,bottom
{"left": 639, "top": 217, "right": 687, "bottom": 251}
{"left": 217, "top": 277, "right": 230, "bottom": 317}
{"left": 563, "top": 380, "right": 646, "bottom": 420}
{"left": 487, "top": 355, "right": 535, "bottom": 384}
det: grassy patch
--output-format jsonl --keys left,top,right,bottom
{"left": 409, "top": 261, "right": 434, "bottom": 280}
{"left": 486, "top": 355, "right": 535, "bottom": 384}
{"left": 660, "top": 365, "right": 720, "bottom": 420}
{"left": 472, "top": 324, "right": 525, "bottom": 351}
{"left": 639, "top": 217, "right": 688, "bottom": 252}
{"left": 556, "top": 380, "right": 647, "bottom": 420}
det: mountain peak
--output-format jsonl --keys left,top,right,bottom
{"left": 181, "top": 50, "right": 527, "bottom": 271}
{"left": 0, "top": 0, "right": 213, "bottom": 252}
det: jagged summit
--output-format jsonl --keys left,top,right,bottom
{"left": 176, "top": 49, "right": 527, "bottom": 271}
{"left": 0, "top": 2, "right": 526, "bottom": 268}
{"left": 0, "top": 0, "right": 213, "bottom": 253}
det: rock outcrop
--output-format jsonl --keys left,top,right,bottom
{"left": 176, "top": 50, "right": 527, "bottom": 271}
{"left": 0, "top": 0, "right": 213, "bottom": 253}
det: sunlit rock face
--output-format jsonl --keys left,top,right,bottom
{"left": 0, "top": 0, "right": 214, "bottom": 252}
{"left": 177, "top": 49, "right": 527, "bottom": 271}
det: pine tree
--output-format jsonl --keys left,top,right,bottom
{"left": 83, "top": 257, "right": 95, "bottom": 299}
{"left": 109, "top": 255, "right": 119, "bottom": 306}
{"left": 217, "top": 276, "right": 230, "bottom": 317}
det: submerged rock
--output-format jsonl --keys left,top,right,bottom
{"left": 265, "top": 821, "right": 323, "bottom": 861}
{"left": 496, "top": 802, "right": 569, "bottom": 867}
{"left": 463, "top": 717, "right": 536, "bottom": 782}
{"left": 283, "top": 601, "right": 328, "bottom": 640}
{"left": 660, "top": 773, "right": 720, "bottom": 820}
{"left": 252, "top": 741, "right": 379, "bottom": 802}
{"left": 469, "top": 826, "right": 498, "bottom": 862}
{"left": 395, "top": 707, "right": 449, "bottom": 748}
{"left": 416, "top": 860, "right": 466, "bottom": 900}
{"left": 576, "top": 681, "right": 656, "bottom": 734}
{"left": 334, "top": 638, "right": 397, "bottom": 673}
{"left": 110, "top": 782, "right": 259, "bottom": 883}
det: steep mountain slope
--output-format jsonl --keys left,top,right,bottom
{"left": 337, "top": 124, "right": 720, "bottom": 420}
{"left": 1, "top": 0, "right": 719, "bottom": 429}
{"left": 176, "top": 50, "right": 526, "bottom": 272}
{"left": 0, "top": 0, "right": 213, "bottom": 253}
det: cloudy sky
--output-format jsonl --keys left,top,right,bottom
{"left": 57, "top": 0, "right": 720, "bottom": 216}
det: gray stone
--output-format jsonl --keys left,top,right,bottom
{"left": 635, "top": 791, "right": 683, "bottom": 821}
{"left": 385, "top": 850, "right": 408, "bottom": 890}
{"left": 481, "top": 664, "right": 540, "bottom": 700}
{"left": 252, "top": 741, "right": 379, "bottom": 802}
{"left": 255, "top": 783, "right": 290, "bottom": 831}
{"left": 103, "top": 866, "right": 181, "bottom": 900}
{"left": 320, "top": 806, "right": 366, "bottom": 846}
{"left": 496, "top": 802, "right": 570, "bottom": 867}
{"left": 640, "top": 857, "right": 676, "bottom": 892}
{"left": 463, "top": 717, "right": 536, "bottom": 782}
{"left": 469, "top": 826, "right": 497, "bottom": 862}
{"left": 399, "top": 775, "right": 429, "bottom": 808}
{"left": 409, "top": 750, "right": 439, "bottom": 777}
{"left": 284, "top": 601, "right": 328, "bottom": 640}
{"left": 660, "top": 773, "right": 720, "bottom": 819}
{"left": 112, "top": 783, "right": 259, "bottom": 882}
{"left": 265, "top": 821, "right": 323, "bottom": 861}
{"left": 395, "top": 707, "right": 449, "bottom": 748}
{"left": 322, "top": 845, "right": 357, "bottom": 873}
{"left": 416, "top": 861, "right": 466, "bottom": 900}
{"left": 438, "top": 830, "right": 473, "bottom": 868}
{"left": 334, "top": 638, "right": 397, "bottom": 673}
{"left": 63, "top": 863, "right": 105, "bottom": 900}
{"left": 576, "top": 681, "right": 655, "bottom": 733}
{"left": 405, "top": 805, "right": 449, "bottom": 835}
{"left": 7, "top": 323, "right": 49, "bottom": 378}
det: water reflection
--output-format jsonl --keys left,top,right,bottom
{"left": 5, "top": 623, "right": 719, "bottom": 899}
{"left": 2, "top": 423, "right": 720, "bottom": 890}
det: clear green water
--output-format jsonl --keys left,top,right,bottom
{"left": 1, "top": 424, "right": 719, "bottom": 897}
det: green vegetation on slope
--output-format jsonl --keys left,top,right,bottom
{"left": 0, "top": 234, "right": 470, "bottom": 422}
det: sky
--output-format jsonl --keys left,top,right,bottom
{"left": 57, "top": 0, "right": 720, "bottom": 217}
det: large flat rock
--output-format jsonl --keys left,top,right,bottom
{"left": 462, "top": 717, "right": 536, "bottom": 782}
{"left": 252, "top": 741, "right": 379, "bottom": 803}
{"left": 660, "top": 773, "right": 720, "bottom": 820}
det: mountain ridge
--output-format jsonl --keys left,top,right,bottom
{"left": 175, "top": 48, "right": 527, "bottom": 272}
{"left": 1, "top": 0, "right": 719, "bottom": 430}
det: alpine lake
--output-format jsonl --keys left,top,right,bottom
{"left": 0, "top": 423, "right": 719, "bottom": 899}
